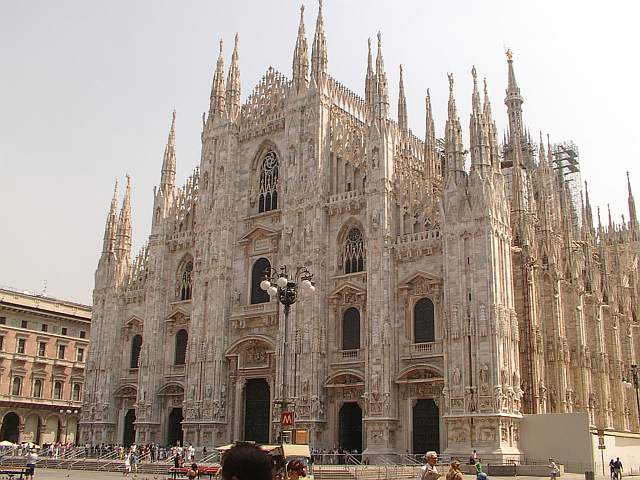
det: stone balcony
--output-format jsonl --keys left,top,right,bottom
{"left": 330, "top": 348, "right": 364, "bottom": 366}
{"left": 326, "top": 190, "right": 365, "bottom": 215}
{"left": 393, "top": 229, "right": 441, "bottom": 261}
{"left": 401, "top": 341, "right": 443, "bottom": 360}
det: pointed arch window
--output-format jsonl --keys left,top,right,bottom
{"left": 175, "top": 329, "right": 188, "bottom": 365}
{"left": 414, "top": 297, "right": 435, "bottom": 343}
{"left": 130, "top": 334, "right": 142, "bottom": 369}
{"left": 177, "top": 259, "right": 193, "bottom": 301}
{"left": 251, "top": 258, "right": 271, "bottom": 304}
{"left": 344, "top": 228, "right": 365, "bottom": 274}
{"left": 342, "top": 307, "right": 361, "bottom": 350}
{"left": 258, "top": 150, "right": 279, "bottom": 213}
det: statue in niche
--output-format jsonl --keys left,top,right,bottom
{"left": 479, "top": 363, "right": 489, "bottom": 393}
{"left": 451, "top": 366, "right": 461, "bottom": 390}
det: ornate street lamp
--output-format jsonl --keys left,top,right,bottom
{"left": 260, "top": 265, "right": 315, "bottom": 439}
{"left": 59, "top": 408, "right": 79, "bottom": 444}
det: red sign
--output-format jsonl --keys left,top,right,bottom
{"left": 281, "top": 410, "right": 294, "bottom": 427}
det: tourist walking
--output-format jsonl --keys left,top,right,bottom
{"left": 25, "top": 449, "right": 38, "bottom": 480}
{"left": 418, "top": 451, "right": 440, "bottom": 480}
{"left": 123, "top": 451, "right": 131, "bottom": 477}
{"left": 220, "top": 443, "right": 273, "bottom": 480}
{"left": 613, "top": 458, "right": 623, "bottom": 480}
{"left": 549, "top": 459, "right": 560, "bottom": 480}
{"left": 446, "top": 459, "right": 464, "bottom": 480}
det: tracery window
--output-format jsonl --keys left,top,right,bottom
{"left": 342, "top": 307, "right": 361, "bottom": 350}
{"left": 344, "top": 228, "right": 365, "bottom": 274}
{"left": 414, "top": 297, "right": 435, "bottom": 343}
{"left": 130, "top": 334, "right": 142, "bottom": 369}
{"left": 178, "top": 260, "right": 193, "bottom": 301}
{"left": 251, "top": 258, "right": 271, "bottom": 304}
{"left": 175, "top": 329, "right": 188, "bottom": 365}
{"left": 258, "top": 150, "right": 279, "bottom": 213}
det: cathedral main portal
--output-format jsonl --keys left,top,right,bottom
{"left": 244, "top": 378, "right": 270, "bottom": 443}
{"left": 339, "top": 402, "right": 363, "bottom": 452}
{"left": 412, "top": 399, "right": 439, "bottom": 454}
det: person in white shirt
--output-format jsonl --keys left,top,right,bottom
{"left": 25, "top": 449, "right": 38, "bottom": 480}
{"left": 418, "top": 451, "right": 439, "bottom": 480}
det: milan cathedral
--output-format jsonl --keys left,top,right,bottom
{"left": 80, "top": 2, "right": 640, "bottom": 458}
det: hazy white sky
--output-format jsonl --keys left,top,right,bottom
{"left": 1, "top": 0, "right": 637, "bottom": 305}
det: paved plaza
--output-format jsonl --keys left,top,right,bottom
{"left": 22, "top": 469, "right": 640, "bottom": 480}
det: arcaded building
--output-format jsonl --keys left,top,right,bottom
{"left": 80, "top": 2, "right": 639, "bottom": 458}
{"left": 0, "top": 287, "right": 90, "bottom": 445}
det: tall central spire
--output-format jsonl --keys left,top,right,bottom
{"left": 310, "top": 0, "right": 327, "bottom": 85}
{"left": 209, "top": 39, "right": 226, "bottom": 118}
{"left": 504, "top": 49, "right": 524, "bottom": 143}
{"left": 292, "top": 5, "right": 309, "bottom": 91}
{"left": 226, "top": 34, "right": 241, "bottom": 121}
{"left": 398, "top": 65, "right": 408, "bottom": 134}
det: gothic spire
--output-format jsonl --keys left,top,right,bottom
{"left": 209, "top": 39, "right": 226, "bottom": 118}
{"left": 374, "top": 32, "right": 389, "bottom": 119}
{"left": 584, "top": 180, "right": 594, "bottom": 231}
{"left": 425, "top": 88, "right": 437, "bottom": 181}
{"left": 310, "top": 0, "right": 327, "bottom": 85}
{"left": 116, "top": 175, "right": 132, "bottom": 262}
{"left": 627, "top": 171, "right": 638, "bottom": 233}
{"left": 226, "top": 33, "right": 241, "bottom": 120}
{"left": 445, "top": 72, "right": 465, "bottom": 182}
{"left": 102, "top": 180, "right": 119, "bottom": 255}
{"left": 504, "top": 49, "right": 524, "bottom": 145}
{"left": 160, "top": 110, "right": 177, "bottom": 194}
{"left": 398, "top": 65, "right": 408, "bottom": 134}
{"left": 469, "top": 66, "right": 490, "bottom": 173}
{"left": 292, "top": 5, "right": 309, "bottom": 91}
{"left": 365, "top": 38, "right": 374, "bottom": 108}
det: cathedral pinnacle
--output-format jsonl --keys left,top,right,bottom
{"left": 365, "top": 38, "right": 374, "bottom": 107}
{"left": 445, "top": 72, "right": 465, "bottom": 181}
{"left": 627, "top": 171, "right": 638, "bottom": 233}
{"left": 398, "top": 65, "right": 408, "bottom": 134}
{"left": 292, "top": 4, "right": 309, "bottom": 91}
{"left": 471, "top": 65, "right": 481, "bottom": 115}
{"left": 160, "top": 110, "right": 177, "bottom": 194}
{"left": 102, "top": 179, "right": 119, "bottom": 255}
{"left": 116, "top": 175, "right": 132, "bottom": 263}
{"left": 226, "top": 33, "right": 241, "bottom": 120}
{"left": 209, "top": 38, "right": 226, "bottom": 118}
{"left": 424, "top": 88, "right": 437, "bottom": 182}
{"left": 469, "top": 66, "right": 490, "bottom": 172}
{"left": 504, "top": 48, "right": 524, "bottom": 142}
{"left": 374, "top": 32, "right": 389, "bottom": 119}
{"left": 310, "top": 0, "right": 327, "bottom": 85}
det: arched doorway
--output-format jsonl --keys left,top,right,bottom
{"left": 0, "top": 412, "right": 20, "bottom": 443}
{"left": 123, "top": 409, "right": 136, "bottom": 447}
{"left": 338, "top": 402, "right": 362, "bottom": 452}
{"left": 412, "top": 399, "right": 439, "bottom": 454}
{"left": 167, "top": 408, "right": 184, "bottom": 447}
{"left": 244, "top": 378, "right": 270, "bottom": 443}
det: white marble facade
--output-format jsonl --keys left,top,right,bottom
{"left": 80, "top": 3, "right": 640, "bottom": 458}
